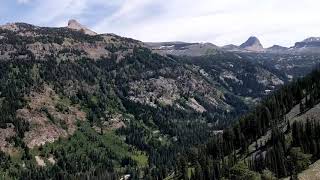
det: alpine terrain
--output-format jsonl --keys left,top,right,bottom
{"left": 0, "top": 19, "right": 320, "bottom": 180}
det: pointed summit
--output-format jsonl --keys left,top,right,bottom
{"left": 67, "top": 19, "right": 97, "bottom": 36}
{"left": 240, "top": 36, "right": 264, "bottom": 52}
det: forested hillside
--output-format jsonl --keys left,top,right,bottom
{"left": 174, "top": 53, "right": 287, "bottom": 98}
{"left": 241, "top": 52, "right": 320, "bottom": 78}
{"left": 172, "top": 67, "right": 320, "bottom": 180}
{"left": 0, "top": 22, "right": 320, "bottom": 180}
{"left": 0, "top": 22, "right": 291, "bottom": 179}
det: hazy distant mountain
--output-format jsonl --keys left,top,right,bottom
{"left": 147, "top": 36, "right": 267, "bottom": 55}
{"left": 221, "top": 44, "right": 243, "bottom": 51}
{"left": 239, "top": 36, "right": 264, "bottom": 52}
{"left": 148, "top": 36, "right": 320, "bottom": 55}
{"left": 266, "top": 45, "right": 288, "bottom": 51}
{"left": 293, "top": 37, "right": 320, "bottom": 48}
{"left": 299, "top": 37, "right": 320, "bottom": 44}
{"left": 283, "top": 37, "right": 320, "bottom": 54}
{"left": 145, "top": 41, "right": 220, "bottom": 56}
{"left": 220, "top": 36, "right": 265, "bottom": 53}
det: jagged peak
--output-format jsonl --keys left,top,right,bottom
{"left": 240, "top": 36, "right": 264, "bottom": 52}
{"left": 67, "top": 19, "right": 97, "bottom": 36}
{"left": 240, "top": 36, "right": 261, "bottom": 46}
{"left": 68, "top": 19, "right": 80, "bottom": 26}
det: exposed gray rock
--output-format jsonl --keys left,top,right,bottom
{"left": 239, "top": 36, "right": 264, "bottom": 52}
{"left": 67, "top": 19, "right": 97, "bottom": 36}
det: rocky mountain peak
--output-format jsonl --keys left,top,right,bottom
{"left": 68, "top": 19, "right": 80, "bottom": 27}
{"left": 302, "top": 37, "right": 320, "bottom": 42}
{"left": 294, "top": 37, "right": 320, "bottom": 49}
{"left": 67, "top": 19, "right": 97, "bottom": 36}
{"left": 240, "top": 36, "right": 264, "bottom": 52}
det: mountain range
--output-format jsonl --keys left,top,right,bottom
{"left": 0, "top": 20, "right": 320, "bottom": 179}
{"left": 147, "top": 35, "right": 320, "bottom": 56}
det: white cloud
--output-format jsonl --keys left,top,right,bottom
{"left": 10, "top": 0, "right": 320, "bottom": 47}
{"left": 93, "top": 0, "right": 320, "bottom": 47}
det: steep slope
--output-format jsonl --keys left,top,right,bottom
{"left": 241, "top": 52, "right": 320, "bottom": 78}
{"left": 172, "top": 68, "right": 320, "bottom": 180}
{"left": 283, "top": 159, "right": 320, "bottom": 180}
{"left": 176, "top": 52, "right": 287, "bottom": 99}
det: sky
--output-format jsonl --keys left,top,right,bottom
{"left": 0, "top": 0, "right": 319, "bottom": 47}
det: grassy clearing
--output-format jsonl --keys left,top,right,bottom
{"left": 103, "top": 131, "right": 148, "bottom": 167}
{"left": 131, "top": 151, "right": 148, "bottom": 167}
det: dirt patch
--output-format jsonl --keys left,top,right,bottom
{"left": 48, "top": 155, "right": 56, "bottom": 165}
{"left": 103, "top": 114, "right": 126, "bottom": 130}
{"left": 186, "top": 98, "right": 206, "bottom": 113}
{"left": 35, "top": 156, "right": 46, "bottom": 167}
{"left": 16, "top": 85, "right": 86, "bottom": 148}
{"left": 298, "top": 159, "right": 320, "bottom": 180}
{"left": 0, "top": 125, "right": 16, "bottom": 152}
{"left": 93, "top": 114, "right": 126, "bottom": 133}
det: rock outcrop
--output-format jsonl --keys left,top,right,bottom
{"left": 240, "top": 36, "right": 264, "bottom": 52}
{"left": 67, "top": 19, "right": 97, "bottom": 36}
